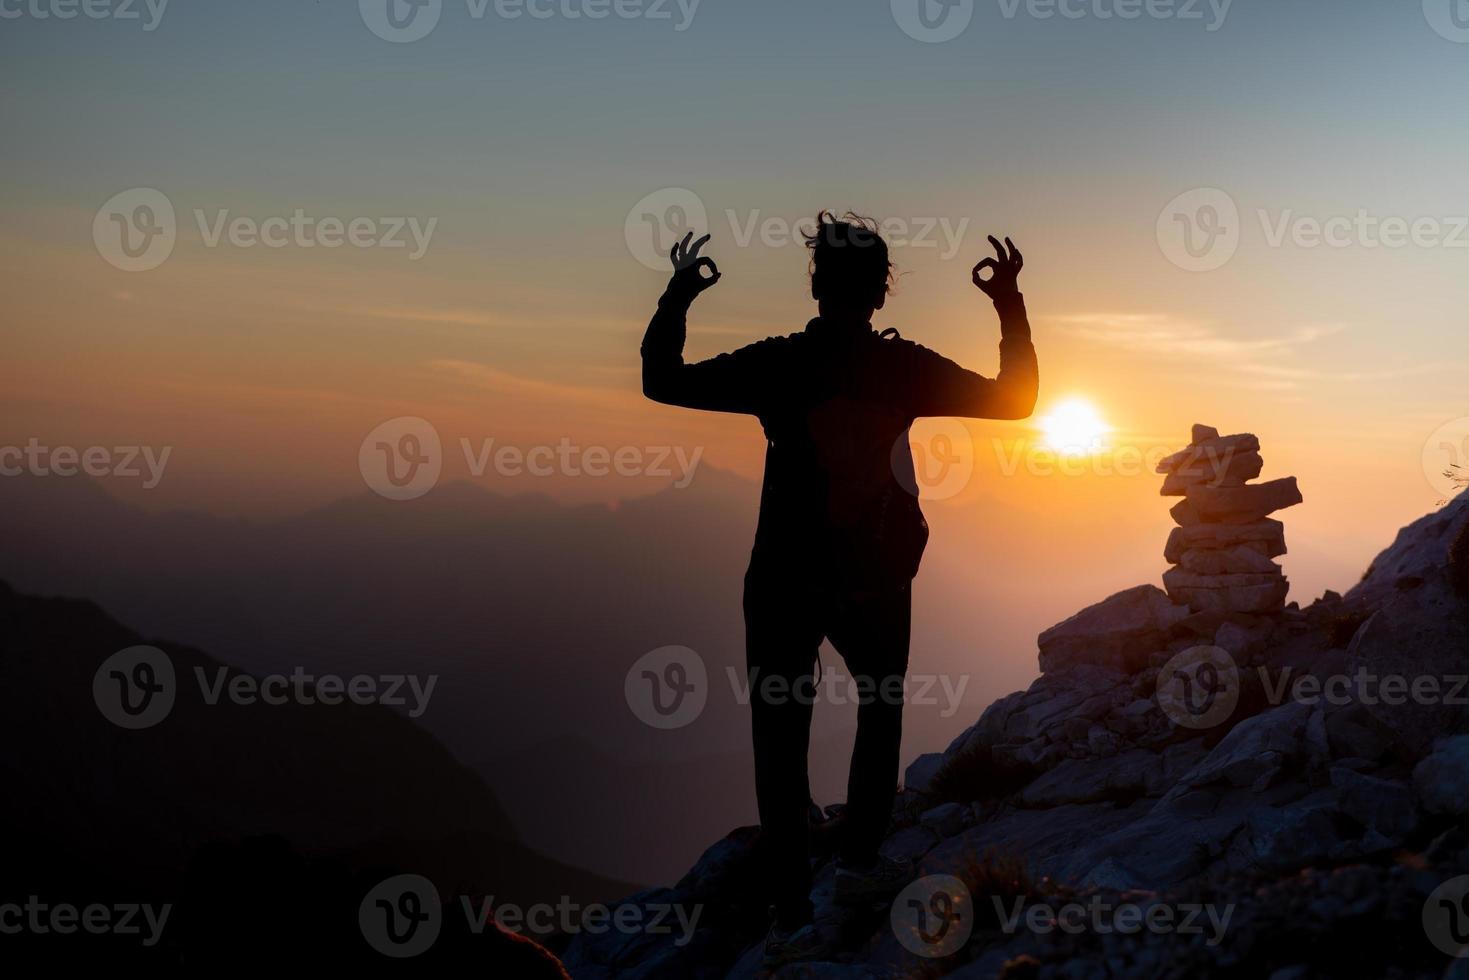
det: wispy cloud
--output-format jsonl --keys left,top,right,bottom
{"left": 1049, "top": 313, "right": 1458, "bottom": 392}
{"left": 1051, "top": 313, "right": 1344, "bottom": 360}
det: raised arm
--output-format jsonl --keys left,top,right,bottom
{"left": 641, "top": 233, "right": 768, "bottom": 415}
{"left": 906, "top": 236, "right": 1039, "bottom": 421}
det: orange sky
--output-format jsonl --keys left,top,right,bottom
{"left": 7, "top": 0, "right": 1469, "bottom": 614}
{"left": 3, "top": 204, "right": 1460, "bottom": 615}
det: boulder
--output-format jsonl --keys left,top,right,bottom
{"left": 671, "top": 826, "right": 761, "bottom": 902}
{"left": 903, "top": 752, "right": 945, "bottom": 794}
{"left": 1349, "top": 492, "right": 1469, "bottom": 605}
{"left": 1038, "top": 585, "right": 1189, "bottom": 674}
{"left": 919, "top": 801, "right": 968, "bottom": 837}
{"left": 1322, "top": 702, "right": 1393, "bottom": 763}
{"left": 1330, "top": 767, "right": 1417, "bottom": 841}
{"left": 1152, "top": 739, "right": 1211, "bottom": 796}
{"left": 973, "top": 690, "right": 1029, "bottom": 738}
{"left": 561, "top": 885, "right": 714, "bottom": 979}
{"left": 1167, "top": 701, "right": 1311, "bottom": 794}
{"left": 994, "top": 739, "right": 1067, "bottom": 770}
{"left": 1055, "top": 795, "right": 1250, "bottom": 886}
{"left": 1414, "top": 735, "right": 1469, "bottom": 815}
{"left": 1003, "top": 668, "right": 1126, "bottom": 739}
{"left": 1345, "top": 575, "right": 1469, "bottom": 757}
{"left": 1185, "top": 477, "right": 1303, "bottom": 523}
{"left": 1225, "top": 791, "right": 1342, "bottom": 874}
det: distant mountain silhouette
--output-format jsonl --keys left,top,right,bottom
{"left": 0, "top": 580, "right": 627, "bottom": 969}
{"left": 0, "top": 471, "right": 1151, "bottom": 882}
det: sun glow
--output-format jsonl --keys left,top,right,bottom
{"left": 1038, "top": 398, "right": 1110, "bottom": 456}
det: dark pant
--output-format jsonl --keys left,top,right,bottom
{"left": 743, "top": 572, "right": 912, "bottom": 928}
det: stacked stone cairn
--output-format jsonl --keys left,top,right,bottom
{"left": 1158, "top": 424, "right": 1303, "bottom": 615}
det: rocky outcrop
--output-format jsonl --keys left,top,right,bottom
{"left": 1037, "top": 585, "right": 1189, "bottom": 674}
{"left": 1346, "top": 575, "right": 1469, "bottom": 757}
{"left": 571, "top": 485, "right": 1469, "bottom": 979}
{"left": 1415, "top": 736, "right": 1469, "bottom": 817}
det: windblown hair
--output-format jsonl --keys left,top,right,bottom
{"left": 804, "top": 210, "right": 895, "bottom": 303}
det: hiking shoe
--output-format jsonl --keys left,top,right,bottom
{"left": 833, "top": 854, "right": 914, "bottom": 907}
{"left": 762, "top": 921, "right": 833, "bottom": 969}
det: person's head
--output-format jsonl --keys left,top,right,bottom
{"left": 805, "top": 211, "right": 894, "bottom": 322}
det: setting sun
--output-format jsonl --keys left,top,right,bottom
{"left": 1038, "top": 398, "right": 1110, "bottom": 455}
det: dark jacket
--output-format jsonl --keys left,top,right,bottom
{"left": 642, "top": 292, "right": 1038, "bottom": 589}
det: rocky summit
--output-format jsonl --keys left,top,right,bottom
{"left": 561, "top": 456, "right": 1469, "bottom": 979}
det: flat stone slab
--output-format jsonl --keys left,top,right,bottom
{"left": 1168, "top": 579, "right": 1290, "bottom": 615}
{"left": 1163, "top": 567, "right": 1285, "bottom": 592}
{"left": 1156, "top": 433, "right": 1260, "bottom": 475}
{"left": 1160, "top": 450, "right": 1264, "bottom": 495}
{"left": 1170, "top": 498, "right": 1203, "bottom": 527}
{"left": 1166, "top": 519, "right": 1286, "bottom": 564}
{"left": 1177, "top": 546, "right": 1282, "bottom": 576}
{"left": 1186, "top": 477, "right": 1303, "bottom": 522}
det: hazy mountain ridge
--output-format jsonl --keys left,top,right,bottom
{"left": 0, "top": 469, "right": 1075, "bottom": 882}
{"left": 0, "top": 579, "right": 630, "bottom": 969}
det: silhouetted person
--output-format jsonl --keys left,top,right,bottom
{"left": 641, "top": 212, "right": 1038, "bottom": 966}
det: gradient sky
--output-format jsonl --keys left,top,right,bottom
{"left": 3, "top": 0, "right": 1468, "bottom": 602}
